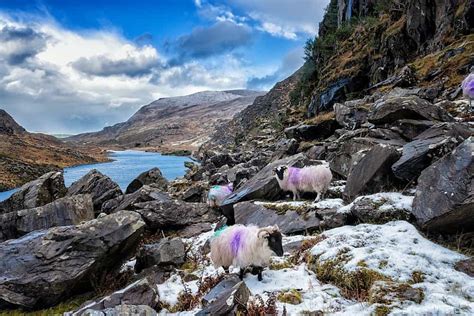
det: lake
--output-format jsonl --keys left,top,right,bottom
{"left": 0, "top": 150, "right": 193, "bottom": 201}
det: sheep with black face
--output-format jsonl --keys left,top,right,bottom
{"left": 210, "top": 224, "right": 283, "bottom": 281}
{"left": 274, "top": 164, "right": 332, "bottom": 202}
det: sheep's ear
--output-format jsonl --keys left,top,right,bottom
{"left": 258, "top": 229, "right": 269, "bottom": 239}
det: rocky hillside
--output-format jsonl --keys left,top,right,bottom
{"left": 67, "top": 90, "right": 264, "bottom": 154}
{"left": 0, "top": 1, "right": 473, "bottom": 315}
{"left": 0, "top": 110, "right": 106, "bottom": 191}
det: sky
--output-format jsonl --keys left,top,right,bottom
{"left": 0, "top": 0, "right": 329, "bottom": 134}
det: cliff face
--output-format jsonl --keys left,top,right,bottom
{"left": 67, "top": 90, "right": 263, "bottom": 153}
{"left": 0, "top": 110, "right": 105, "bottom": 191}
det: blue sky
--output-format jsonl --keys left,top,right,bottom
{"left": 0, "top": 0, "right": 329, "bottom": 133}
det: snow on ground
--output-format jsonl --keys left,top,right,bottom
{"left": 255, "top": 198, "right": 345, "bottom": 210}
{"left": 311, "top": 221, "right": 474, "bottom": 314}
{"left": 338, "top": 192, "right": 413, "bottom": 214}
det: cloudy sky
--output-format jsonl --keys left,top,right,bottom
{"left": 0, "top": 0, "right": 329, "bottom": 134}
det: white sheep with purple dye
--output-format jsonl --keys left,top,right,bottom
{"left": 274, "top": 164, "right": 332, "bottom": 202}
{"left": 210, "top": 224, "right": 283, "bottom": 281}
{"left": 207, "top": 183, "right": 233, "bottom": 207}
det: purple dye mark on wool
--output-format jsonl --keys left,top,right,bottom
{"left": 231, "top": 230, "right": 244, "bottom": 256}
{"left": 288, "top": 167, "right": 301, "bottom": 186}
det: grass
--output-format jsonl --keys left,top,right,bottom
{"left": 277, "top": 289, "right": 303, "bottom": 305}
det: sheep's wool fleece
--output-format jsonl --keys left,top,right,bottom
{"left": 208, "top": 184, "right": 233, "bottom": 206}
{"left": 210, "top": 225, "right": 273, "bottom": 269}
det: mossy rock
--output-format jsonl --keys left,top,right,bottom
{"left": 277, "top": 289, "right": 303, "bottom": 305}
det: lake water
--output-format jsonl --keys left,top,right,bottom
{"left": 0, "top": 150, "right": 193, "bottom": 201}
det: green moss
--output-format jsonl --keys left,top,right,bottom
{"left": 277, "top": 289, "right": 303, "bottom": 305}
{"left": 270, "top": 259, "right": 293, "bottom": 270}
{"left": 181, "top": 261, "right": 198, "bottom": 273}
{"left": 0, "top": 293, "right": 95, "bottom": 316}
{"left": 374, "top": 305, "right": 392, "bottom": 316}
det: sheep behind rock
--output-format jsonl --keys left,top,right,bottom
{"left": 207, "top": 183, "right": 233, "bottom": 207}
{"left": 274, "top": 165, "right": 332, "bottom": 201}
{"left": 210, "top": 224, "right": 283, "bottom": 281}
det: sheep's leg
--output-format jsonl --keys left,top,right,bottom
{"left": 223, "top": 266, "right": 229, "bottom": 274}
{"left": 293, "top": 190, "right": 299, "bottom": 201}
{"left": 257, "top": 267, "right": 263, "bottom": 281}
{"left": 239, "top": 268, "right": 245, "bottom": 280}
{"left": 314, "top": 192, "right": 321, "bottom": 202}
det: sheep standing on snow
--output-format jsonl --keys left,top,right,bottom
{"left": 207, "top": 183, "right": 233, "bottom": 208}
{"left": 210, "top": 224, "right": 283, "bottom": 281}
{"left": 274, "top": 165, "right": 332, "bottom": 202}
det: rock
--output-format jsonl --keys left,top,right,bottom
{"left": 334, "top": 101, "right": 369, "bottom": 130}
{"left": 308, "top": 78, "right": 352, "bottom": 116}
{"left": 181, "top": 185, "right": 206, "bottom": 202}
{"left": 125, "top": 167, "right": 168, "bottom": 194}
{"left": 201, "top": 275, "right": 241, "bottom": 307}
{"left": 284, "top": 120, "right": 339, "bottom": 141}
{"left": 220, "top": 153, "right": 309, "bottom": 222}
{"left": 368, "top": 96, "right": 454, "bottom": 125}
{"left": 224, "top": 164, "right": 260, "bottom": 189}
{"left": 369, "top": 281, "right": 424, "bottom": 305}
{"left": 135, "top": 237, "right": 186, "bottom": 273}
{"left": 102, "top": 185, "right": 170, "bottom": 214}
{"left": 133, "top": 199, "right": 220, "bottom": 231}
{"left": 70, "top": 278, "right": 160, "bottom": 315}
{"left": 79, "top": 305, "right": 157, "bottom": 316}
{"left": 455, "top": 258, "right": 474, "bottom": 277}
{"left": 306, "top": 145, "right": 327, "bottom": 160}
{"left": 67, "top": 169, "right": 122, "bottom": 213}
{"left": 234, "top": 200, "right": 349, "bottom": 234}
{"left": 412, "top": 137, "right": 474, "bottom": 233}
{"left": 196, "top": 277, "right": 250, "bottom": 316}
{"left": 0, "top": 194, "right": 94, "bottom": 241}
{"left": 271, "top": 138, "right": 298, "bottom": 160}
{"left": 178, "top": 222, "right": 213, "bottom": 238}
{"left": 348, "top": 193, "right": 414, "bottom": 224}
{"left": 390, "top": 119, "right": 434, "bottom": 140}
{"left": 0, "top": 211, "right": 146, "bottom": 309}
{"left": 344, "top": 144, "right": 402, "bottom": 201}
{"left": 392, "top": 123, "right": 473, "bottom": 182}
{"left": 0, "top": 171, "right": 66, "bottom": 214}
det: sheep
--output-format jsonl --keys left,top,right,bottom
{"left": 210, "top": 224, "right": 283, "bottom": 281}
{"left": 274, "top": 164, "right": 332, "bottom": 202}
{"left": 462, "top": 72, "right": 474, "bottom": 111}
{"left": 207, "top": 183, "right": 233, "bottom": 208}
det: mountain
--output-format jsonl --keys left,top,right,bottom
{"left": 0, "top": 110, "right": 106, "bottom": 191}
{"left": 66, "top": 90, "right": 264, "bottom": 153}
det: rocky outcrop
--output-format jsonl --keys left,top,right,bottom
{"left": 334, "top": 101, "right": 369, "bottom": 130}
{"left": 125, "top": 167, "right": 168, "bottom": 194}
{"left": 0, "top": 171, "right": 66, "bottom": 214}
{"left": 101, "top": 185, "right": 170, "bottom": 214}
{"left": 135, "top": 238, "right": 186, "bottom": 273}
{"left": 0, "top": 109, "right": 26, "bottom": 135}
{"left": 234, "top": 200, "right": 349, "bottom": 234}
{"left": 0, "top": 211, "right": 145, "bottom": 309}
{"left": 284, "top": 120, "right": 339, "bottom": 141}
{"left": 67, "top": 170, "right": 122, "bottom": 212}
{"left": 220, "top": 154, "right": 309, "bottom": 222}
{"left": 368, "top": 96, "right": 454, "bottom": 125}
{"left": 197, "top": 276, "right": 251, "bottom": 316}
{"left": 0, "top": 194, "right": 94, "bottom": 241}
{"left": 344, "top": 144, "right": 401, "bottom": 201}
{"left": 133, "top": 199, "right": 220, "bottom": 231}
{"left": 70, "top": 278, "right": 160, "bottom": 315}
{"left": 412, "top": 137, "right": 474, "bottom": 233}
{"left": 392, "top": 123, "right": 473, "bottom": 181}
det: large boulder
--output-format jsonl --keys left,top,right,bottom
{"left": 135, "top": 238, "right": 186, "bottom": 273}
{"left": 67, "top": 170, "right": 122, "bottom": 213}
{"left": 234, "top": 200, "right": 349, "bottom": 234}
{"left": 0, "top": 211, "right": 146, "bottom": 309}
{"left": 344, "top": 144, "right": 402, "bottom": 201}
{"left": 133, "top": 199, "right": 220, "bottom": 231}
{"left": 284, "top": 120, "right": 339, "bottom": 141}
{"left": 69, "top": 278, "right": 159, "bottom": 315}
{"left": 220, "top": 154, "right": 308, "bottom": 222}
{"left": 101, "top": 185, "right": 170, "bottom": 214}
{"left": 125, "top": 167, "right": 168, "bottom": 194}
{"left": 334, "top": 101, "right": 369, "bottom": 130}
{"left": 368, "top": 96, "right": 454, "bottom": 125}
{"left": 392, "top": 123, "right": 473, "bottom": 182}
{"left": 0, "top": 171, "right": 66, "bottom": 214}
{"left": 0, "top": 194, "right": 94, "bottom": 241}
{"left": 196, "top": 277, "right": 251, "bottom": 316}
{"left": 412, "top": 137, "right": 474, "bottom": 233}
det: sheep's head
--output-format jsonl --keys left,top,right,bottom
{"left": 273, "top": 165, "right": 288, "bottom": 181}
{"left": 258, "top": 225, "right": 284, "bottom": 257}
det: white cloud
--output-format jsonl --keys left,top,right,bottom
{"left": 0, "top": 14, "right": 257, "bottom": 134}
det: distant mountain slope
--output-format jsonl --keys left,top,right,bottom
{"left": 0, "top": 110, "right": 106, "bottom": 191}
{"left": 66, "top": 90, "right": 264, "bottom": 153}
